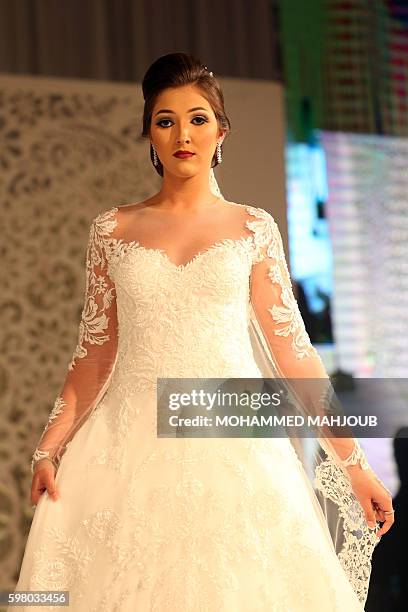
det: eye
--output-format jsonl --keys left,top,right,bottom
{"left": 156, "top": 115, "right": 209, "bottom": 128}
{"left": 156, "top": 119, "right": 172, "bottom": 128}
{"left": 192, "top": 116, "right": 208, "bottom": 125}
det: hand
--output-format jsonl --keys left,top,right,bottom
{"left": 347, "top": 465, "right": 395, "bottom": 538}
{"left": 31, "top": 459, "right": 60, "bottom": 506}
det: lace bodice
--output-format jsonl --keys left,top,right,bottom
{"left": 30, "top": 200, "right": 367, "bottom": 475}
{"left": 106, "top": 232, "right": 262, "bottom": 397}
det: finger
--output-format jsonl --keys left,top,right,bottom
{"left": 34, "top": 484, "right": 47, "bottom": 503}
{"left": 376, "top": 514, "right": 395, "bottom": 537}
{"left": 371, "top": 495, "right": 395, "bottom": 536}
{"left": 372, "top": 502, "right": 386, "bottom": 523}
{"left": 44, "top": 474, "right": 59, "bottom": 501}
{"left": 376, "top": 512, "right": 395, "bottom": 536}
{"left": 362, "top": 502, "right": 377, "bottom": 529}
{"left": 30, "top": 475, "right": 43, "bottom": 505}
{"left": 375, "top": 508, "right": 386, "bottom": 523}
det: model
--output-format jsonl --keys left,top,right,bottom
{"left": 9, "top": 53, "right": 394, "bottom": 612}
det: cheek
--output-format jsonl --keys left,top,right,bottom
{"left": 154, "top": 130, "right": 171, "bottom": 148}
{"left": 198, "top": 128, "right": 218, "bottom": 149}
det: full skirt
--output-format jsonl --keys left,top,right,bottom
{"left": 10, "top": 387, "right": 365, "bottom": 611}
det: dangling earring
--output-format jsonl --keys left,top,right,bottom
{"left": 216, "top": 141, "right": 222, "bottom": 164}
{"left": 151, "top": 143, "right": 159, "bottom": 167}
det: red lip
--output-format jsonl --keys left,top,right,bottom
{"left": 174, "top": 151, "right": 195, "bottom": 158}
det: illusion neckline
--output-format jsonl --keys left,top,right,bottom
{"left": 113, "top": 234, "right": 254, "bottom": 271}
{"left": 109, "top": 201, "right": 258, "bottom": 270}
{"left": 110, "top": 236, "right": 253, "bottom": 270}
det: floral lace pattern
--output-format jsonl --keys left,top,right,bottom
{"left": 246, "top": 206, "right": 318, "bottom": 359}
{"left": 22, "top": 436, "right": 359, "bottom": 611}
{"left": 314, "top": 455, "right": 379, "bottom": 604}
{"left": 31, "top": 202, "right": 320, "bottom": 472}
{"left": 31, "top": 396, "right": 66, "bottom": 473}
{"left": 19, "top": 201, "right": 374, "bottom": 611}
{"left": 243, "top": 204, "right": 379, "bottom": 604}
{"left": 30, "top": 210, "right": 119, "bottom": 473}
{"left": 68, "top": 211, "right": 117, "bottom": 371}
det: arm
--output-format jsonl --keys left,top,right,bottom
{"left": 248, "top": 207, "right": 367, "bottom": 469}
{"left": 31, "top": 213, "right": 118, "bottom": 474}
{"left": 248, "top": 208, "right": 395, "bottom": 536}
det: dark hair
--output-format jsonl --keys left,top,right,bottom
{"left": 141, "top": 52, "right": 231, "bottom": 177}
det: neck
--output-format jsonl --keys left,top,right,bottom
{"left": 155, "top": 171, "right": 219, "bottom": 212}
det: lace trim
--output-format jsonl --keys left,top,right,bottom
{"left": 341, "top": 439, "right": 370, "bottom": 471}
{"left": 314, "top": 453, "right": 379, "bottom": 605}
{"left": 67, "top": 210, "right": 117, "bottom": 371}
{"left": 244, "top": 205, "right": 317, "bottom": 360}
{"left": 242, "top": 204, "right": 380, "bottom": 605}
{"left": 31, "top": 396, "right": 67, "bottom": 473}
{"left": 107, "top": 232, "right": 253, "bottom": 272}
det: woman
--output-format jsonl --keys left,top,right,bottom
{"left": 10, "top": 53, "right": 394, "bottom": 611}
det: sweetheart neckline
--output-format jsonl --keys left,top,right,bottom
{"left": 112, "top": 234, "right": 254, "bottom": 271}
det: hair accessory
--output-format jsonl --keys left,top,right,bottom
{"left": 203, "top": 65, "right": 214, "bottom": 77}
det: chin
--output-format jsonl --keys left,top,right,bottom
{"left": 170, "top": 166, "right": 198, "bottom": 178}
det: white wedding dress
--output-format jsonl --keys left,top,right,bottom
{"left": 9, "top": 200, "right": 379, "bottom": 611}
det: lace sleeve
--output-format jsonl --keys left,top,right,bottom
{"left": 247, "top": 206, "right": 369, "bottom": 471}
{"left": 31, "top": 211, "right": 118, "bottom": 474}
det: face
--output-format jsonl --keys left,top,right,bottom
{"left": 150, "top": 84, "right": 224, "bottom": 178}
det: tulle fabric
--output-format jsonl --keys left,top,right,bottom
{"left": 248, "top": 305, "right": 379, "bottom": 604}
{"left": 13, "top": 385, "right": 368, "bottom": 611}
{"left": 13, "top": 168, "right": 380, "bottom": 611}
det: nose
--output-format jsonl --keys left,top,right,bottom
{"left": 177, "top": 134, "right": 190, "bottom": 144}
{"left": 176, "top": 125, "right": 191, "bottom": 144}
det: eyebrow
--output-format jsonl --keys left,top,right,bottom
{"left": 154, "top": 107, "right": 209, "bottom": 117}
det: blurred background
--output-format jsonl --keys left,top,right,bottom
{"left": 0, "top": 1, "right": 407, "bottom": 609}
